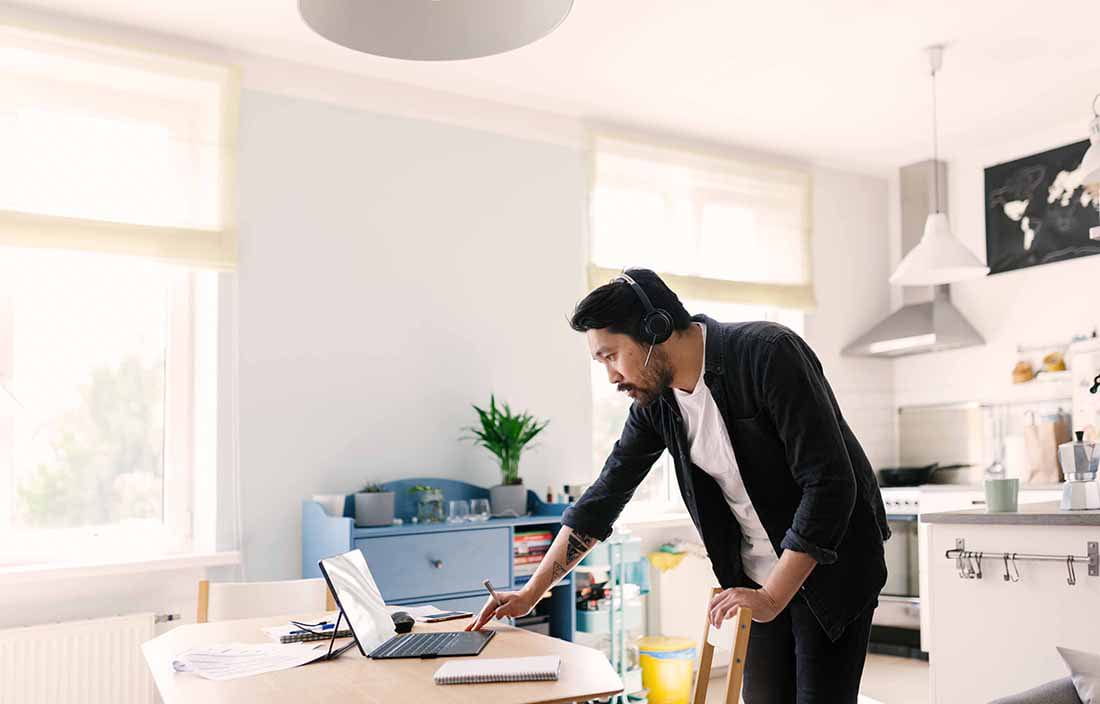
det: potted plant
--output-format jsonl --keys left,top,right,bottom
{"left": 464, "top": 395, "right": 549, "bottom": 517}
{"left": 408, "top": 484, "right": 445, "bottom": 523}
{"left": 354, "top": 482, "right": 395, "bottom": 526}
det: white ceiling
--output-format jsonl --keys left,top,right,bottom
{"left": 9, "top": 0, "right": 1100, "bottom": 174}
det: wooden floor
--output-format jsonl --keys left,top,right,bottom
{"left": 704, "top": 653, "right": 929, "bottom": 704}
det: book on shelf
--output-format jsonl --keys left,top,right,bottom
{"left": 513, "top": 554, "right": 545, "bottom": 565}
{"left": 513, "top": 562, "right": 541, "bottom": 576}
{"left": 514, "top": 530, "right": 554, "bottom": 542}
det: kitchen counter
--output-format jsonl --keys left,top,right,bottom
{"left": 921, "top": 499, "right": 1100, "bottom": 702}
{"left": 906, "top": 482, "right": 1064, "bottom": 492}
{"left": 921, "top": 500, "right": 1100, "bottom": 526}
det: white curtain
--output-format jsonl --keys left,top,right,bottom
{"left": 0, "top": 22, "right": 238, "bottom": 269}
{"left": 588, "top": 133, "right": 815, "bottom": 310}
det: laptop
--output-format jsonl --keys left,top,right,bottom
{"left": 318, "top": 550, "right": 495, "bottom": 659}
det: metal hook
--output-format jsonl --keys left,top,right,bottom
{"left": 1067, "top": 556, "right": 1077, "bottom": 586}
{"left": 1009, "top": 553, "right": 1021, "bottom": 582}
{"left": 974, "top": 551, "right": 983, "bottom": 580}
{"left": 1002, "top": 553, "right": 1011, "bottom": 582}
{"left": 966, "top": 552, "right": 978, "bottom": 579}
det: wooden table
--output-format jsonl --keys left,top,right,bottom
{"left": 142, "top": 612, "right": 623, "bottom": 704}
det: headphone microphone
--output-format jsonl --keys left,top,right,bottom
{"left": 615, "top": 272, "right": 674, "bottom": 367}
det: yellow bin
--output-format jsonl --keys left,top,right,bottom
{"left": 637, "top": 636, "right": 697, "bottom": 704}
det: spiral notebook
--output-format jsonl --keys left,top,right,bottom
{"left": 433, "top": 655, "right": 561, "bottom": 685}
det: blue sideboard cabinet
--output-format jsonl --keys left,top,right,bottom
{"left": 302, "top": 478, "right": 576, "bottom": 642}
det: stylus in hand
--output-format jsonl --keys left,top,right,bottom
{"left": 482, "top": 579, "right": 503, "bottom": 606}
{"left": 467, "top": 579, "right": 526, "bottom": 631}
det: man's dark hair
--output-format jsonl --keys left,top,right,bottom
{"left": 569, "top": 268, "right": 692, "bottom": 344}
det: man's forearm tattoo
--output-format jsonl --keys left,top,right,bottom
{"left": 565, "top": 531, "right": 598, "bottom": 565}
{"left": 548, "top": 531, "right": 598, "bottom": 585}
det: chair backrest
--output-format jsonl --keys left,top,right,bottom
{"left": 197, "top": 578, "right": 336, "bottom": 623}
{"left": 692, "top": 587, "right": 753, "bottom": 704}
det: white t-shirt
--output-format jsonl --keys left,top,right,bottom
{"left": 673, "top": 323, "right": 779, "bottom": 585}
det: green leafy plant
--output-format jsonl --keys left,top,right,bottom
{"left": 407, "top": 484, "right": 439, "bottom": 495}
{"left": 362, "top": 482, "right": 387, "bottom": 493}
{"left": 463, "top": 395, "right": 549, "bottom": 486}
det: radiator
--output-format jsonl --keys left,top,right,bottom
{"left": 0, "top": 613, "right": 156, "bottom": 704}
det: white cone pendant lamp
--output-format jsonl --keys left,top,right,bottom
{"left": 890, "top": 46, "right": 990, "bottom": 286}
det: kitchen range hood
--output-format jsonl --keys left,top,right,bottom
{"left": 843, "top": 160, "right": 985, "bottom": 358}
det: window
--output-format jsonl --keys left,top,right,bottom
{"left": 0, "top": 249, "right": 220, "bottom": 565}
{"left": 588, "top": 133, "right": 814, "bottom": 308}
{"left": 586, "top": 133, "right": 813, "bottom": 514}
{"left": 0, "top": 26, "right": 236, "bottom": 566}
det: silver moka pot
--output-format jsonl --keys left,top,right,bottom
{"left": 1058, "top": 431, "right": 1100, "bottom": 510}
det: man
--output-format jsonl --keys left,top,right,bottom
{"left": 469, "top": 268, "right": 889, "bottom": 703}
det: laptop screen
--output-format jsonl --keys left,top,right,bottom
{"left": 318, "top": 550, "right": 396, "bottom": 655}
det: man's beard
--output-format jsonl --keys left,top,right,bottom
{"left": 617, "top": 345, "right": 673, "bottom": 407}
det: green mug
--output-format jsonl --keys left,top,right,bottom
{"left": 984, "top": 478, "right": 1019, "bottom": 513}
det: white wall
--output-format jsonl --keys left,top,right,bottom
{"left": 891, "top": 119, "right": 1100, "bottom": 408}
{"left": 236, "top": 90, "right": 591, "bottom": 580}
{"left": 806, "top": 167, "right": 896, "bottom": 469}
{"left": 233, "top": 94, "right": 897, "bottom": 581}
{"left": 0, "top": 35, "right": 895, "bottom": 624}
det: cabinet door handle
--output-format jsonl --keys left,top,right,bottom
{"left": 429, "top": 559, "right": 444, "bottom": 569}
{"left": 971, "top": 500, "right": 986, "bottom": 505}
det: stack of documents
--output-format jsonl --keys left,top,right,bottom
{"left": 172, "top": 643, "right": 327, "bottom": 680}
{"left": 262, "top": 623, "right": 353, "bottom": 644}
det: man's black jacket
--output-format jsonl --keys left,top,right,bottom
{"left": 562, "top": 315, "right": 889, "bottom": 641}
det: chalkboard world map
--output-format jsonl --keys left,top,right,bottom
{"left": 985, "top": 139, "right": 1100, "bottom": 275}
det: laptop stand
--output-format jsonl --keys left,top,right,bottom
{"left": 320, "top": 608, "right": 359, "bottom": 661}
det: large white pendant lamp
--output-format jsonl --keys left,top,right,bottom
{"left": 890, "top": 45, "right": 990, "bottom": 286}
{"left": 299, "top": 0, "right": 574, "bottom": 61}
{"left": 1083, "top": 94, "right": 1100, "bottom": 240}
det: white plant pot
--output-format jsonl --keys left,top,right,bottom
{"left": 354, "top": 491, "right": 395, "bottom": 526}
{"left": 489, "top": 483, "right": 528, "bottom": 517}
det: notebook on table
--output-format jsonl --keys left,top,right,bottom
{"left": 433, "top": 655, "right": 561, "bottom": 685}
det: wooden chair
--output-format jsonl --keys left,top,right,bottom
{"left": 692, "top": 587, "right": 753, "bottom": 704}
{"left": 197, "top": 578, "right": 337, "bottom": 623}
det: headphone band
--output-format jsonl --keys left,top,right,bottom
{"left": 615, "top": 272, "right": 656, "bottom": 315}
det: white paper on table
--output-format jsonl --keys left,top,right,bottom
{"left": 172, "top": 642, "right": 328, "bottom": 681}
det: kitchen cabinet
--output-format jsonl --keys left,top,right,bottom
{"left": 916, "top": 486, "right": 1062, "bottom": 650}
{"left": 921, "top": 502, "right": 1100, "bottom": 703}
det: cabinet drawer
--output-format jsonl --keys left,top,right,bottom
{"left": 356, "top": 527, "right": 509, "bottom": 601}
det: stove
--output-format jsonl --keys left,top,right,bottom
{"left": 872, "top": 486, "right": 925, "bottom": 659}
{"left": 880, "top": 487, "right": 921, "bottom": 516}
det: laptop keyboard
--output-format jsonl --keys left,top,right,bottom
{"left": 372, "top": 632, "right": 462, "bottom": 658}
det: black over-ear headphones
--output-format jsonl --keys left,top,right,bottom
{"left": 616, "top": 272, "right": 674, "bottom": 346}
